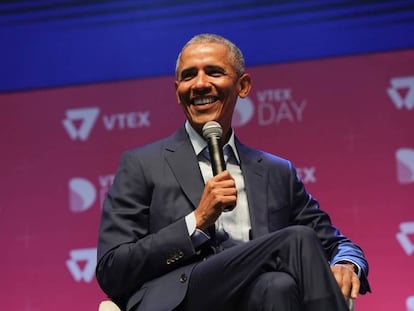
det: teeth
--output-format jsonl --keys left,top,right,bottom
{"left": 193, "top": 97, "right": 216, "bottom": 105}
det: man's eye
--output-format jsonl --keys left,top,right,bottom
{"left": 209, "top": 69, "right": 227, "bottom": 77}
{"left": 211, "top": 72, "right": 223, "bottom": 77}
{"left": 181, "top": 73, "right": 194, "bottom": 81}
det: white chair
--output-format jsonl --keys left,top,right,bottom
{"left": 98, "top": 300, "right": 121, "bottom": 311}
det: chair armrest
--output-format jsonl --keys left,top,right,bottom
{"left": 347, "top": 298, "right": 355, "bottom": 311}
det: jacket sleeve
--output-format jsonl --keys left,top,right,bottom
{"left": 95, "top": 149, "right": 198, "bottom": 305}
{"left": 287, "top": 162, "right": 371, "bottom": 294}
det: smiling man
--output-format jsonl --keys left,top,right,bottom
{"left": 174, "top": 39, "right": 251, "bottom": 143}
{"left": 96, "top": 34, "right": 370, "bottom": 311}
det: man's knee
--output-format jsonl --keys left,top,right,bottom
{"left": 263, "top": 272, "right": 297, "bottom": 296}
{"left": 242, "top": 272, "right": 300, "bottom": 310}
{"left": 283, "top": 225, "right": 316, "bottom": 238}
{"left": 280, "top": 225, "right": 320, "bottom": 245}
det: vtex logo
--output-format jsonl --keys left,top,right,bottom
{"left": 66, "top": 248, "right": 97, "bottom": 282}
{"left": 407, "top": 296, "right": 414, "bottom": 311}
{"left": 232, "top": 97, "right": 255, "bottom": 127}
{"left": 232, "top": 88, "right": 307, "bottom": 128}
{"left": 396, "top": 221, "right": 414, "bottom": 256}
{"left": 395, "top": 148, "right": 414, "bottom": 184}
{"left": 387, "top": 76, "right": 414, "bottom": 110}
{"left": 68, "top": 175, "right": 114, "bottom": 213}
{"left": 62, "top": 107, "right": 100, "bottom": 141}
{"left": 68, "top": 177, "right": 97, "bottom": 213}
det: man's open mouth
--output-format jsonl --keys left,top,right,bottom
{"left": 192, "top": 96, "right": 218, "bottom": 106}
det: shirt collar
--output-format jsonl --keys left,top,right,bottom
{"left": 185, "top": 121, "right": 240, "bottom": 164}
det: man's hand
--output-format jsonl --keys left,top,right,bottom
{"left": 194, "top": 171, "right": 237, "bottom": 231}
{"left": 331, "top": 263, "right": 360, "bottom": 299}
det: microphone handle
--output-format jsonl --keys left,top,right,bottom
{"left": 207, "top": 134, "right": 234, "bottom": 211}
{"left": 207, "top": 135, "right": 226, "bottom": 175}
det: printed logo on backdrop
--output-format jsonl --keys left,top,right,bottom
{"left": 232, "top": 97, "right": 255, "bottom": 127}
{"left": 66, "top": 248, "right": 97, "bottom": 282}
{"left": 297, "top": 166, "right": 317, "bottom": 184}
{"left": 387, "top": 76, "right": 414, "bottom": 110}
{"left": 396, "top": 221, "right": 414, "bottom": 256}
{"left": 62, "top": 107, "right": 100, "bottom": 141}
{"left": 407, "top": 296, "right": 414, "bottom": 311}
{"left": 62, "top": 106, "right": 151, "bottom": 141}
{"left": 395, "top": 148, "right": 414, "bottom": 184}
{"left": 68, "top": 175, "right": 114, "bottom": 212}
{"left": 232, "top": 88, "right": 307, "bottom": 128}
{"left": 256, "top": 88, "right": 307, "bottom": 126}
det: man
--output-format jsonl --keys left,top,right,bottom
{"left": 96, "top": 33, "right": 370, "bottom": 311}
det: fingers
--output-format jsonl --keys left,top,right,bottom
{"left": 350, "top": 273, "right": 360, "bottom": 299}
{"left": 331, "top": 264, "right": 360, "bottom": 300}
{"left": 205, "top": 171, "right": 237, "bottom": 207}
{"left": 195, "top": 171, "right": 237, "bottom": 229}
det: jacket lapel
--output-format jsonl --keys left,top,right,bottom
{"left": 164, "top": 127, "right": 205, "bottom": 210}
{"left": 236, "top": 141, "right": 270, "bottom": 239}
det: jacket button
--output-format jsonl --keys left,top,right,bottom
{"left": 179, "top": 274, "right": 188, "bottom": 283}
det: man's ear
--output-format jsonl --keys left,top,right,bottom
{"left": 238, "top": 73, "right": 252, "bottom": 98}
{"left": 174, "top": 81, "right": 181, "bottom": 105}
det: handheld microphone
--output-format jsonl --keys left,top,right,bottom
{"left": 202, "top": 121, "right": 234, "bottom": 212}
{"left": 202, "top": 121, "right": 226, "bottom": 175}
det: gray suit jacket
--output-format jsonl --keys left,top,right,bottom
{"left": 96, "top": 126, "right": 370, "bottom": 311}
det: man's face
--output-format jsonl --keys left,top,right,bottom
{"left": 175, "top": 42, "right": 251, "bottom": 140}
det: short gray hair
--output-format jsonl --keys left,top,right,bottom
{"left": 175, "top": 33, "right": 245, "bottom": 78}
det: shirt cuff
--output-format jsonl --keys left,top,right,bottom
{"left": 185, "top": 212, "right": 197, "bottom": 235}
{"left": 185, "top": 212, "right": 210, "bottom": 248}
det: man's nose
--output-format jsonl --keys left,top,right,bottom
{"left": 192, "top": 72, "right": 211, "bottom": 91}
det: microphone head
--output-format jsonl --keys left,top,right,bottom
{"left": 202, "top": 121, "right": 222, "bottom": 140}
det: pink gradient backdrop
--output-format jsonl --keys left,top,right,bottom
{"left": 1, "top": 49, "right": 413, "bottom": 310}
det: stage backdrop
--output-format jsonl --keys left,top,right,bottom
{"left": 1, "top": 48, "right": 413, "bottom": 311}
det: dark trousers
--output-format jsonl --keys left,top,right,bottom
{"left": 180, "top": 225, "right": 349, "bottom": 311}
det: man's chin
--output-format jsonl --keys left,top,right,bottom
{"left": 188, "top": 113, "right": 218, "bottom": 124}
{"left": 188, "top": 118, "right": 216, "bottom": 132}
